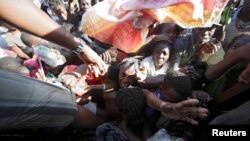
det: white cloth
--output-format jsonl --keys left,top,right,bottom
{"left": 141, "top": 56, "right": 169, "bottom": 77}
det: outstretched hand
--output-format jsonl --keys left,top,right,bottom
{"left": 78, "top": 44, "right": 108, "bottom": 75}
{"left": 160, "top": 99, "right": 208, "bottom": 125}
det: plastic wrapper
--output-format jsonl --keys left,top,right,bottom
{"left": 81, "top": 0, "right": 229, "bottom": 53}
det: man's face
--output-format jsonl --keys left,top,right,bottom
{"left": 193, "top": 26, "right": 216, "bottom": 45}
{"left": 80, "top": 0, "right": 91, "bottom": 12}
{"left": 152, "top": 45, "right": 170, "bottom": 69}
{"left": 53, "top": 6, "right": 68, "bottom": 21}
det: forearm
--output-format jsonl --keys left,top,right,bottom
{"left": 143, "top": 89, "right": 170, "bottom": 112}
{"left": 0, "top": 0, "right": 78, "bottom": 49}
{"left": 138, "top": 75, "right": 165, "bottom": 89}
{"left": 205, "top": 55, "right": 239, "bottom": 80}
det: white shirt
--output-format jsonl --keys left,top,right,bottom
{"left": 141, "top": 56, "right": 169, "bottom": 77}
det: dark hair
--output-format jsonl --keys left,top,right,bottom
{"left": 119, "top": 56, "right": 142, "bottom": 70}
{"left": 153, "top": 40, "right": 172, "bottom": 58}
{"left": 116, "top": 88, "right": 146, "bottom": 119}
{"left": 156, "top": 23, "right": 184, "bottom": 36}
{"left": 0, "top": 57, "right": 29, "bottom": 76}
{"left": 48, "top": 0, "right": 64, "bottom": 10}
{"left": 162, "top": 70, "right": 192, "bottom": 101}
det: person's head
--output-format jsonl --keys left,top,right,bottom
{"left": 156, "top": 23, "right": 182, "bottom": 42}
{"left": 118, "top": 57, "right": 141, "bottom": 88}
{"left": 193, "top": 25, "right": 217, "bottom": 46}
{"left": 226, "top": 32, "right": 250, "bottom": 56}
{"left": 79, "top": 0, "right": 92, "bottom": 13}
{"left": 227, "top": 0, "right": 240, "bottom": 10}
{"left": 0, "top": 56, "right": 29, "bottom": 76}
{"left": 160, "top": 70, "right": 192, "bottom": 102}
{"left": 116, "top": 87, "right": 146, "bottom": 126}
{"left": 49, "top": 0, "right": 68, "bottom": 21}
{"left": 152, "top": 41, "right": 172, "bottom": 70}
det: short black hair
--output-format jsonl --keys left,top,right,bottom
{"left": 0, "top": 57, "right": 29, "bottom": 76}
{"left": 116, "top": 88, "right": 146, "bottom": 119}
{"left": 162, "top": 70, "right": 192, "bottom": 101}
{"left": 48, "top": 0, "right": 64, "bottom": 10}
{"left": 153, "top": 40, "right": 172, "bottom": 51}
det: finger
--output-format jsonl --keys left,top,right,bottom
{"left": 100, "top": 54, "right": 104, "bottom": 61}
{"left": 180, "top": 107, "right": 209, "bottom": 116}
{"left": 107, "top": 52, "right": 111, "bottom": 64}
{"left": 104, "top": 53, "right": 108, "bottom": 63}
{"left": 65, "top": 78, "right": 77, "bottom": 88}
{"left": 36, "top": 72, "right": 42, "bottom": 80}
{"left": 77, "top": 96, "right": 92, "bottom": 105}
{"left": 96, "top": 60, "right": 107, "bottom": 75}
{"left": 177, "top": 99, "right": 200, "bottom": 107}
{"left": 92, "top": 65, "right": 101, "bottom": 78}
{"left": 182, "top": 117, "right": 199, "bottom": 125}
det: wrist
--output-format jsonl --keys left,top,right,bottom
{"left": 72, "top": 38, "right": 87, "bottom": 55}
{"left": 72, "top": 72, "right": 82, "bottom": 78}
{"left": 160, "top": 102, "right": 172, "bottom": 113}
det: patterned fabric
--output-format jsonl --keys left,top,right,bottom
{"left": 81, "top": 0, "right": 228, "bottom": 53}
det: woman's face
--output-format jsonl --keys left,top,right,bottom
{"left": 152, "top": 45, "right": 170, "bottom": 69}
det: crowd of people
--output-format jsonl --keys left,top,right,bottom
{"left": 0, "top": 0, "right": 249, "bottom": 141}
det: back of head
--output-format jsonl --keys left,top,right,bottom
{"left": 0, "top": 57, "right": 29, "bottom": 76}
{"left": 116, "top": 88, "right": 146, "bottom": 119}
{"left": 162, "top": 70, "right": 192, "bottom": 101}
{"left": 48, "top": 0, "right": 64, "bottom": 10}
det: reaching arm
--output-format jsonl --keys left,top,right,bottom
{"left": 205, "top": 43, "right": 250, "bottom": 81}
{"left": 143, "top": 89, "right": 208, "bottom": 125}
{"left": 0, "top": 0, "right": 107, "bottom": 74}
{"left": 138, "top": 75, "right": 165, "bottom": 89}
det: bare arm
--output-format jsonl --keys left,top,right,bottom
{"left": 0, "top": 0, "right": 107, "bottom": 73}
{"left": 0, "top": 0, "right": 76, "bottom": 48}
{"left": 143, "top": 90, "right": 208, "bottom": 125}
{"left": 205, "top": 44, "right": 250, "bottom": 81}
{"left": 205, "top": 54, "right": 238, "bottom": 81}
{"left": 138, "top": 75, "right": 165, "bottom": 89}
